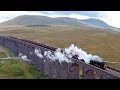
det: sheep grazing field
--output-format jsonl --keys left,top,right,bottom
{"left": 0, "top": 25, "right": 120, "bottom": 69}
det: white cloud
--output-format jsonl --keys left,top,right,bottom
{"left": 68, "top": 14, "right": 90, "bottom": 19}
{"left": 98, "top": 11, "right": 120, "bottom": 28}
{"left": 45, "top": 13, "right": 90, "bottom": 19}
{"left": 47, "top": 11, "right": 55, "bottom": 14}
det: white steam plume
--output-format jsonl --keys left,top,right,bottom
{"left": 44, "top": 49, "right": 71, "bottom": 63}
{"left": 18, "top": 53, "right": 30, "bottom": 62}
{"left": 64, "top": 44, "right": 103, "bottom": 64}
{"left": 34, "top": 48, "right": 44, "bottom": 58}
{"left": 44, "top": 44, "right": 103, "bottom": 64}
{"left": 18, "top": 44, "right": 103, "bottom": 64}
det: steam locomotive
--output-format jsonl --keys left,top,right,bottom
{"left": 72, "top": 55, "right": 106, "bottom": 70}
{"left": 89, "top": 60, "right": 106, "bottom": 70}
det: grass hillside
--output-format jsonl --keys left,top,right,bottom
{"left": 0, "top": 45, "right": 48, "bottom": 79}
{"left": 0, "top": 25, "right": 120, "bottom": 69}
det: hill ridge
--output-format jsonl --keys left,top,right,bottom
{"left": 0, "top": 15, "right": 119, "bottom": 30}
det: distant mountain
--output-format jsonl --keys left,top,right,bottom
{"left": 0, "top": 15, "right": 119, "bottom": 31}
{"left": 0, "top": 15, "right": 91, "bottom": 26}
{"left": 81, "top": 18, "right": 119, "bottom": 30}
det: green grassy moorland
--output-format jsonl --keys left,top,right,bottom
{"left": 0, "top": 45, "right": 48, "bottom": 79}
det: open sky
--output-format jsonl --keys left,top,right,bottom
{"left": 0, "top": 11, "right": 120, "bottom": 28}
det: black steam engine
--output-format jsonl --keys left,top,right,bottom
{"left": 89, "top": 60, "right": 106, "bottom": 70}
{"left": 72, "top": 55, "right": 106, "bottom": 70}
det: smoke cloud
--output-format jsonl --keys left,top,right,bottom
{"left": 44, "top": 48, "right": 71, "bottom": 63}
{"left": 34, "top": 48, "right": 44, "bottom": 58}
{"left": 18, "top": 53, "right": 30, "bottom": 62}
{"left": 18, "top": 44, "right": 103, "bottom": 64}
{"left": 43, "top": 44, "right": 103, "bottom": 64}
{"left": 64, "top": 44, "right": 103, "bottom": 64}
